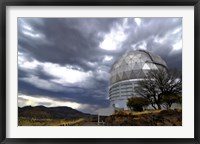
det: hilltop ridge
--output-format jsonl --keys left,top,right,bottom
{"left": 18, "top": 105, "right": 92, "bottom": 119}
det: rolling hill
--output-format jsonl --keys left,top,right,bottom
{"left": 18, "top": 105, "right": 92, "bottom": 119}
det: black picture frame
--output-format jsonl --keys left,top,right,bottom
{"left": 0, "top": 0, "right": 199, "bottom": 144}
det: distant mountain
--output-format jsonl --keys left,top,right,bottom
{"left": 18, "top": 106, "right": 92, "bottom": 119}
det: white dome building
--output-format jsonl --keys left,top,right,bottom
{"left": 109, "top": 50, "right": 167, "bottom": 109}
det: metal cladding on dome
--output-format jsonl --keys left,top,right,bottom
{"left": 110, "top": 50, "right": 167, "bottom": 84}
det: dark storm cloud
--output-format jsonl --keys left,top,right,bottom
{"left": 120, "top": 18, "right": 182, "bottom": 69}
{"left": 18, "top": 80, "right": 109, "bottom": 107}
{"left": 18, "top": 18, "right": 120, "bottom": 71}
{"left": 19, "top": 66, "right": 56, "bottom": 80}
{"left": 18, "top": 18, "right": 182, "bottom": 113}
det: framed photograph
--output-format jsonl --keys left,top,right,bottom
{"left": 0, "top": 0, "right": 199, "bottom": 143}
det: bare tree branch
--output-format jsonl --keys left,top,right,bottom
{"left": 135, "top": 68, "right": 182, "bottom": 110}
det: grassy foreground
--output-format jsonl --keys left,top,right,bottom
{"left": 18, "top": 117, "right": 86, "bottom": 126}
{"left": 105, "top": 109, "right": 182, "bottom": 126}
{"left": 19, "top": 109, "right": 182, "bottom": 126}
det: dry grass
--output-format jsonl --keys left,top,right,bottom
{"left": 115, "top": 108, "right": 181, "bottom": 116}
{"left": 18, "top": 117, "right": 86, "bottom": 126}
{"left": 59, "top": 118, "right": 85, "bottom": 126}
{"left": 106, "top": 109, "right": 182, "bottom": 126}
{"left": 114, "top": 109, "right": 162, "bottom": 116}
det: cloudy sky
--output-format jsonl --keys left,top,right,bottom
{"left": 18, "top": 18, "right": 182, "bottom": 114}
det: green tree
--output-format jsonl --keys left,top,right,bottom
{"left": 127, "top": 97, "right": 149, "bottom": 111}
{"left": 161, "top": 95, "right": 182, "bottom": 109}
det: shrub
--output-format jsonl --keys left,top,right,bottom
{"left": 127, "top": 97, "right": 150, "bottom": 112}
{"left": 161, "top": 95, "right": 182, "bottom": 109}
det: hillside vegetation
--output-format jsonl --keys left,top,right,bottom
{"left": 18, "top": 106, "right": 91, "bottom": 119}
{"left": 105, "top": 109, "right": 182, "bottom": 126}
{"left": 18, "top": 106, "right": 94, "bottom": 126}
{"left": 18, "top": 106, "right": 182, "bottom": 126}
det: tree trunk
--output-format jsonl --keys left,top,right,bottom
{"left": 168, "top": 103, "right": 172, "bottom": 109}
{"left": 151, "top": 103, "right": 157, "bottom": 110}
{"left": 157, "top": 104, "right": 162, "bottom": 110}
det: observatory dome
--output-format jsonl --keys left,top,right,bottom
{"left": 110, "top": 50, "right": 167, "bottom": 84}
{"left": 109, "top": 50, "right": 167, "bottom": 109}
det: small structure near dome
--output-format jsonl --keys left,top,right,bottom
{"left": 97, "top": 107, "right": 115, "bottom": 125}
